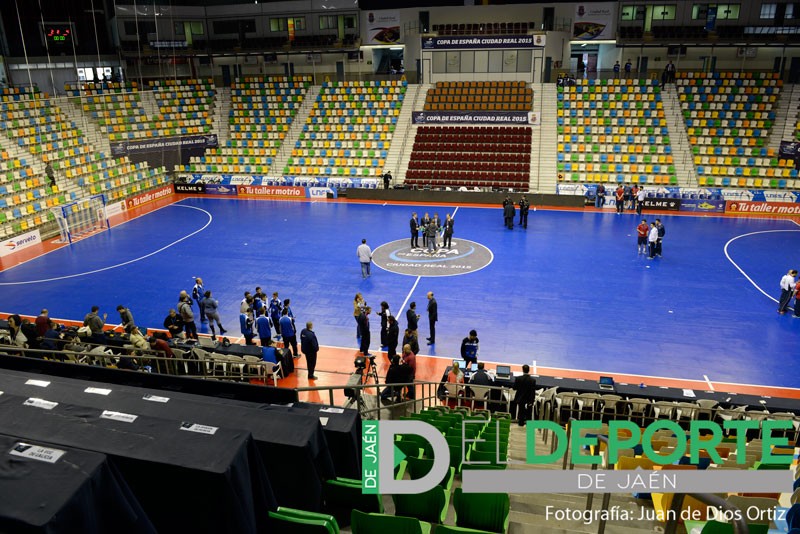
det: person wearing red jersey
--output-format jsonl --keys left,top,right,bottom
{"left": 636, "top": 219, "right": 649, "bottom": 255}
{"left": 615, "top": 185, "right": 625, "bottom": 214}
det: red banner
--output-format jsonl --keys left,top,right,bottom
{"left": 237, "top": 185, "right": 306, "bottom": 198}
{"left": 125, "top": 185, "right": 174, "bottom": 210}
{"left": 726, "top": 200, "right": 800, "bottom": 216}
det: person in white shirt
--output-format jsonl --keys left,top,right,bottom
{"left": 778, "top": 269, "right": 798, "bottom": 314}
{"left": 357, "top": 238, "right": 373, "bottom": 279}
{"left": 636, "top": 187, "right": 646, "bottom": 216}
{"left": 647, "top": 223, "right": 659, "bottom": 260}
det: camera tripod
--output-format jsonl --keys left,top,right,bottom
{"left": 344, "top": 356, "right": 380, "bottom": 418}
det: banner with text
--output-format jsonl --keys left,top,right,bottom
{"left": 237, "top": 185, "right": 307, "bottom": 198}
{"left": 421, "top": 34, "right": 544, "bottom": 50}
{"left": 678, "top": 199, "right": 726, "bottom": 213}
{"left": 726, "top": 200, "right": 800, "bottom": 216}
{"left": 412, "top": 111, "right": 538, "bottom": 125}
{"left": 779, "top": 140, "right": 800, "bottom": 170}
{"left": 111, "top": 135, "right": 218, "bottom": 170}
{"left": 574, "top": 3, "right": 616, "bottom": 40}
{"left": 0, "top": 229, "right": 41, "bottom": 257}
{"left": 641, "top": 197, "right": 681, "bottom": 211}
{"left": 125, "top": 185, "right": 173, "bottom": 210}
{"left": 364, "top": 10, "right": 401, "bottom": 45}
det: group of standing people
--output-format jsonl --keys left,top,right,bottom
{"left": 593, "top": 183, "right": 646, "bottom": 214}
{"left": 409, "top": 212, "right": 455, "bottom": 252}
{"left": 778, "top": 269, "right": 800, "bottom": 317}
{"left": 502, "top": 196, "right": 531, "bottom": 229}
{"left": 636, "top": 218, "right": 665, "bottom": 259}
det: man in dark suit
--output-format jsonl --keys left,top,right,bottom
{"left": 503, "top": 201, "right": 515, "bottom": 230}
{"left": 409, "top": 212, "right": 420, "bottom": 248}
{"left": 513, "top": 364, "right": 537, "bottom": 426}
{"left": 443, "top": 213, "right": 454, "bottom": 249}
{"left": 406, "top": 301, "right": 419, "bottom": 336}
{"left": 300, "top": 321, "right": 319, "bottom": 380}
{"left": 426, "top": 291, "right": 437, "bottom": 345}
{"left": 357, "top": 307, "right": 372, "bottom": 356}
{"left": 420, "top": 212, "right": 431, "bottom": 247}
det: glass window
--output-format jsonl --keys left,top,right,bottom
{"left": 621, "top": 5, "right": 637, "bottom": 20}
{"left": 717, "top": 4, "right": 740, "bottom": 19}
{"left": 293, "top": 17, "right": 306, "bottom": 31}
{"left": 190, "top": 22, "right": 204, "bottom": 35}
{"left": 787, "top": 3, "right": 795, "bottom": 18}
{"left": 651, "top": 5, "right": 677, "bottom": 20}
{"left": 761, "top": 3, "right": 777, "bottom": 18}
{"left": 270, "top": 18, "right": 286, "bottom": 32}
{"left": 344, "top": 16, "right": 357, "bottom": 29}
{"left": 692, "top": 4, "right": 708, "bottom": 19}
{"left": 320, "top": 15, "right": 336, "bottom": 30}
{"left": 174, "top": 22, "right": 185, "bottom": 36}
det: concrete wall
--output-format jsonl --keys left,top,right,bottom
{"left": 345, "top": 188, "right": 584, "bottom": 208}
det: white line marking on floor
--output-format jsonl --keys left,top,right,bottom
{"left": 396, "top": 275, "right": 421, "bottom": 318}
{"left": 0, "top": 197, "right": 184, "bottom": 274}
{"left": 723, "top": 229, "right": 800, "bottom": 303}
{"left": 0, "top": 205, "right": 212, "bottom": 286}
{"left": 704, "top": 374, "right": 715, "bottom": 391}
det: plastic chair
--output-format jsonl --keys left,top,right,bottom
{"left": 453, "top": 488, "right": 510, "bottom": 533}
{"left": 323, "top": 478, "right": 382, "bottom": 527}
{"left": 351, "top": 510, "right": 431, "bottom": 534}
{"left": 268, "top": 507, "right": 340, "bottom": 534}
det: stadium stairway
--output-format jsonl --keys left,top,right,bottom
{"left": 0, "top": 135, "right": 83, "bottom": 203}
{"left": 212, "top": 86, "right": 232, "bottom": 147}
{"left": 661, "top": 85, "right": 697, "bottom": 188}
{"left": 138, "top": 90, "right": 160, "bottom": 123}
{"left": 531, "top": 83, "right": 558, "bottom": 194}
{"left": 386, "top": 83, "right": 422, "bottom": 181}
{"left": 768, "top": 83, "right": 799, "bottom": 150}
{"left": 364, "top": 423, "right": 663, "bottom": 534}
{"left": 268, "top": 85, "right": 320, "bottom": 181}
{"left": 60, "top": 97, "right": 112, "bottom": 155}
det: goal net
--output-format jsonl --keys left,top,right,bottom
{"left": 52, "top": 194, "right": 110, "bottom": 244}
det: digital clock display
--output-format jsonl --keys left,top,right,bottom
{"left": 42, "top": 24, "right": 75, "bottom": 45}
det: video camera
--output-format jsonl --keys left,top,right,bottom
{"left": 354, "top": 354, "right": 375, "bottom": 370}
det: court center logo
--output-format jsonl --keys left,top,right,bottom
{"left": 371, "top": 238, "right": 493, "bottom": 277}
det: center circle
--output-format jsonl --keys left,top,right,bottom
{"left": 371, "top": 238, "right": 494, "bottom": 277}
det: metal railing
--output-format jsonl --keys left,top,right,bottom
{"left": 558, "top": 423, "right": 751, "bottom": 534}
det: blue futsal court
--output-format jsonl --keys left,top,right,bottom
{"left": 1, "top": 197, "right": 798, "bottom": 388}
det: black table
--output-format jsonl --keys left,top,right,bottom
{"left": 0, "top": 369, "right": 334, "bottom": 511}
{"left": 0, "top": 392, "right": 275, "bottom": 534}
{"left": 439, "top": 367, "right": 800, "bottom": 414}
{"left": 260, "top": 401, "right": 361, "bottom": 478}
{"left": 0, "top": 433, "right": 155, "bottom": 534}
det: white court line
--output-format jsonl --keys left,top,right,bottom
{"left": 0, "top": 205, "right": 212, "bottom": 286}
{"left": 396, "top": 276, "right": 421, "bottom": 318}
{"left": 704, "top": 374, "right": 715, "bottom": 391}
{"left": 0, "top": 196, "right": 185, "bottom": 275}
{"left": 392, "top": 204, "right": 459, "bottom": 316}
{"left": 723, "top": 229, "right": 800, "bottom": 303}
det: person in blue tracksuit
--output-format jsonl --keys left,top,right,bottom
{"left": 460, "top": 329, "right": 479, "bottom": 367}
{"left": 269, "top": 292, "right": 282, "bottom": 339}
{"left": 279, "top": 308, "right": 297, "bottom": 357}
{"left": 255, "top": 309, "right": 273, "bottom": 346}
{"left": 239, "top": 312, "right": 255, "bottom": 345}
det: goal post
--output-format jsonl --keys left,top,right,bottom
{"left": 52, "top": 194, "right": 110, "bottom": 244}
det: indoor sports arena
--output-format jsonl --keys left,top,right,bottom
{"left": 0, "top": 0, "right": 799, "bottom": 532}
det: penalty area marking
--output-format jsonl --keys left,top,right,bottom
{"left": 723, "top": 229, "right": 800, "bottom": 304}
{"left": 0, "top": 205, "right": 212, "bottom": 286}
